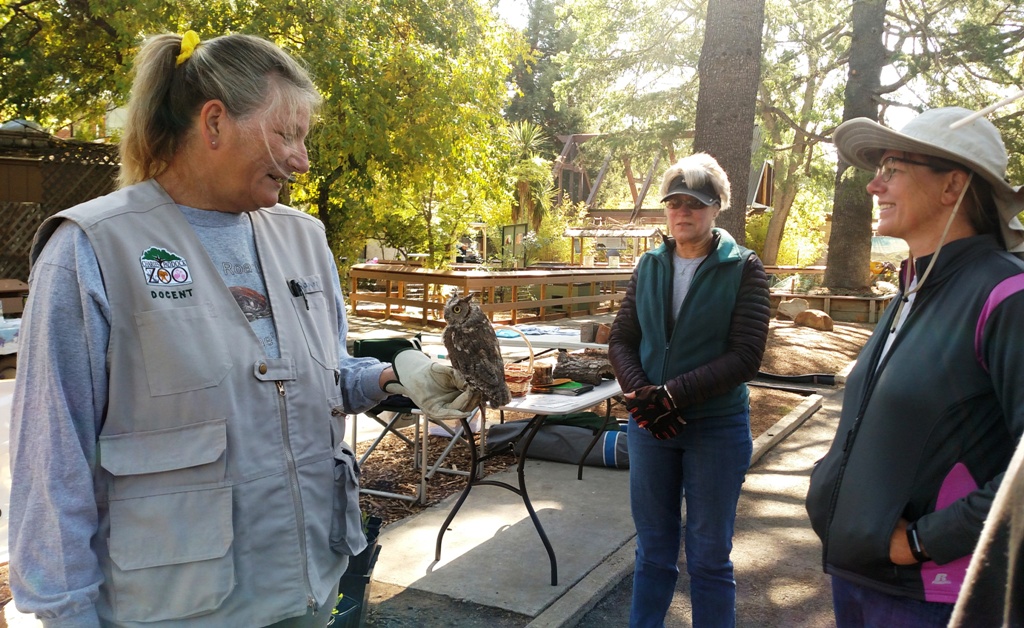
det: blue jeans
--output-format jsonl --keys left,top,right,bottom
{"left": 831, "top": 576, "right": 954, "bottom": 628}
{"left": 628, "top": 409, "right": 752, "bottom": 628}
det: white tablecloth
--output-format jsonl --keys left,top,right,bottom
{"left": 0, "top": 318, "right": 21, "bottom": 356}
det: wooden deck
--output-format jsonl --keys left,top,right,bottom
{"left": 349, "top": 264, "right": 633, "bottom": 327}
{"left": 770, "top": 291, "right": 895, "bottom": 324}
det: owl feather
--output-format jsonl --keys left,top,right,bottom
{"left": 442, "top": 292, "right": 511, "bottom": 407}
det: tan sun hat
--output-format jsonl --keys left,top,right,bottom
{"left": 833, "top": 106, "right": 1024, "bottom": 253}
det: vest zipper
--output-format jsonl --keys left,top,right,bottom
{"left": 275, "top": 380, "right": 317, "bottom": 610}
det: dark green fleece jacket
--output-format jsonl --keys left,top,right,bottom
{"left": 609, "top": 228, "right": 770, "bottom": 420}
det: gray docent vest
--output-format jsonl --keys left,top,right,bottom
{"left": 32, "top": 180, "right": 364, "bottom": 626}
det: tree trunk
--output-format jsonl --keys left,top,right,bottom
{"left": 759, "top": 45, "right": 822, "bottom": 266}
{"left": 824, "top": 0, "right": 887, "bottom": 290}
{"left": 514, "top": 179, "right": 531, "bottom": 224}
{"left": 760, "top": 184, "right": 798, "bottom": 265}
{"left": 761, "top": 129, "right": 813, "bottom": 265}
{"left": 692, "top": 0, "right": 766, "bottom": 246}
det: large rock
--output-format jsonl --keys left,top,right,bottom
{"left": 795, "top": 308, "right": 834, "bottom": 331}
{"left": 777, "top": 297, "right": 810, "bottom": 320}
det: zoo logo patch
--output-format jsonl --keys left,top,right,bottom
{"left": 140, "top": 247, "right": 193, "bottom": 286}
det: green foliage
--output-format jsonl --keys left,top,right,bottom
{"left": 533, "top": 200, "right": 589, "bottom": 262}
{"left": 746, "top": 187, "right": 827, "bottom": 268}
{"left": 878, "top": 1, "right": 1024, "bottom": 163}
{"left": 507, "top": 120, "right": 556, "bottom": 229}
{"left": 556, "top": 0, "right": 705, "bottom": 137}
{"left": 775, "top": 187, "right": 827, "bottom": 266}
{"left": 745, "top": 212, "right": 769, "bottom": 258}
{"left": 2, "top": 0, "right": 522, "bottom": 275}
{"left": 505, "top": 0, "right": 587, "bottom": 138}
{"left": 289, "top": 0, "right": 522, "bottom": 269}
{"left": 8, "top": 0, "right": 1024, "bottom": 280}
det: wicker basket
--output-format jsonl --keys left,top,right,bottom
{"left": 494, "top": 325, "right": 535, "bottom": 397}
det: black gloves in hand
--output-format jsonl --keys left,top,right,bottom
{"left": 625, "top": 385, "right": 685, "bottom": 440}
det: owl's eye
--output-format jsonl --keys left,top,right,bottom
{"left": 453, "top": 306, "right": 461, "bottom": 313}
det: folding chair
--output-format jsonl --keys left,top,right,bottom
{"left": 350, "top": 336, "right": 479, "bottom": 504}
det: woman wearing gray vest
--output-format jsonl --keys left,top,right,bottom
{"left": 8, "top": 32, "right": 476, "bottom": 627}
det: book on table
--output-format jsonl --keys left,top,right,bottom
{"left": 531, "top": 381, "right": 594, "bottom": 396}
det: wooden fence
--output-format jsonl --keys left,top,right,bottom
{"left": 0, "top": 132, "right": 119, "bottom": 281}
{"left": 349, "top": 264, "right": 633, "bottom": 326}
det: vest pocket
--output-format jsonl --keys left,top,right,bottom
{"left": 289, "top": 275, "right": 339, "bottom": 370}
{"left": 100, "top": 419, "right": 227, "bottom": 496}
{"left": 330, "top": 443, "right": 368, "bottom": 556}
{"left": 107, "top": 488, "right": 234, "bottom": 621}
{"left": 135, "top": 302, "right": 233, "bottom": 396}
{"left": 100, "top": 420, "right": 234, "bottom": 621}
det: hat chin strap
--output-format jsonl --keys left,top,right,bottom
{"left": 889, "top": 171, "right": 974, "bottom": 334}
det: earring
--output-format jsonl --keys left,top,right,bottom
{"left": 211, "top": 140, "right": 217, "bottom": 148}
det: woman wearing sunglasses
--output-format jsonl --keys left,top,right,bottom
{"left": 806, "top": 107, "right": 1024, "bottom": 627}
{"left": 608, "top": 152, "right": 771, "bottom": 627}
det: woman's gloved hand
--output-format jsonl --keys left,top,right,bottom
{"left": 624, "top": 385, "right": 685, "bottom": 440}
{"left": 384, "top": 348, "right": 480, "bottom": 419}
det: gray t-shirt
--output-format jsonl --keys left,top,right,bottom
{"left": 671, "top": 253, "right": 707, "bottom": 320}
{"left": 178, "top": 205, "right": 279, "bottom": 357}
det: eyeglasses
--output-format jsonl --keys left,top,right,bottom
{"left": 875, "top": 156, "right": 944, "bottom": 182}
{"left": 664, "top": 196, "right": 713, "bottom": 211}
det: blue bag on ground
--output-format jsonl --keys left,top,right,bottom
{"left": 485, "top": 412, "right": 629, "bottom": 469}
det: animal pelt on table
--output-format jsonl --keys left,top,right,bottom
{"left": 553, "top": 349, "right": 615, "bottom": 385}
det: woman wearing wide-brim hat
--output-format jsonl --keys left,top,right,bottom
{"left": 806, "top": 107, "right": 1024, "bottom": 627}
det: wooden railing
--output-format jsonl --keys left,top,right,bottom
{"left": 769, "top": 291, "right": 895, "bottom": 324}
{"left": 348, "top": 264, "right": 633, "bottom": 326}
{"left": 763, "top": 265, "right": 825, "bottom": 276}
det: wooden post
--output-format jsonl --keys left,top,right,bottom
{"left": 422, "top": 283, "right": 429, "bottom": 326}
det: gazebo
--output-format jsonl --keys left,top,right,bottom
{"left": 563, "top": 226, "right": 662, "bottom": 266}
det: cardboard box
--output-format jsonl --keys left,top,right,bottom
{"left": 0, "top": 279, "right": 28, "bottom": 317}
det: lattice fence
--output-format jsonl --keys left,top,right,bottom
{"left": 0, "top": 141, "right": 118, "bottom": 280}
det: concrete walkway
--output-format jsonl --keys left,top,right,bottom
{"left": 346, "top": 310, "right": 844, "bottom": 627}
{"left": 577, "top": 388, "right": 843, "bottom": 627}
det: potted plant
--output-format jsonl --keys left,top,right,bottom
{"left": 330, "top": 514, "right": 383, "bottom": 627}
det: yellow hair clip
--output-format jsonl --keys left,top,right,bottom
{"left": 175, "top": 31, "right": 201, "bottom": 67}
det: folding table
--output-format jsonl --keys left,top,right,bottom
{"left": 434, "top": 378, "right": 622, "bottom": 586}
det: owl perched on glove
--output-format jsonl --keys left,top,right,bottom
{"left": 442, "top": 292, "right": 511, "bottom": 408}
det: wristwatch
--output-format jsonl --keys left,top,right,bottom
{"left": 906, "top": 521, "right": 930, "bottom": 563}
